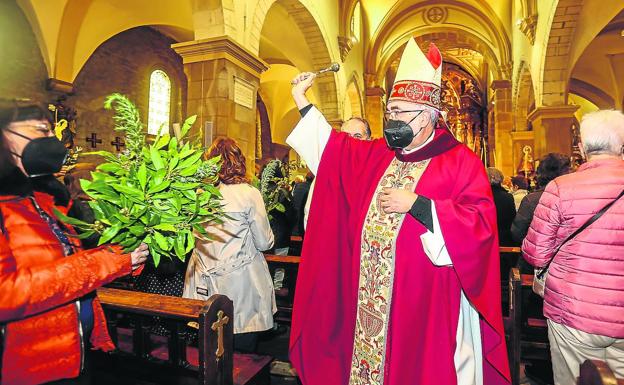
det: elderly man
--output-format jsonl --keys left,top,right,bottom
{"left": 523, "top": 110, "right": 624, "bottom": 385}
{"left": 302, "top": 117, "right": 371, "bottom": 229}
{"left": 287, "top": 38, "right": 509, "bottom": 385}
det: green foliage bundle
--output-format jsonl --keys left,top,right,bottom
{"left": 255, "top": 159, "right": 290, "bottom": 215}
{"left": 55, "top": 94, "right": 223, "bottom": 266}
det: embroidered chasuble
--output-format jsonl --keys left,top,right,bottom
{"left": 286, "top": 106, "right": 510, "bottom": 385}
{"left": 350, "top": 158, "right": 430, "bottom": 385}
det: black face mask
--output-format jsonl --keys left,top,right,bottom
{"left": 6, "top": 129, "right": 68, "bottom": 177}
{"left": 383, "top": 113, "right": 426, "bottom": 149}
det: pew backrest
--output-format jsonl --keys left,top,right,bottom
{"left": 97, "top": 287, "right": 234, "bottom": 385}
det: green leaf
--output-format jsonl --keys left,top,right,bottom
{"left": 171, "top": 181, "right": 200, "bottom": 190}
{"left": 178, "top": 151, "right": 203, "bottom": 170}
{"left": 173, "top": 232, "right": 185, "bottom": 261}
{"left": 71, "top": 230, "right": 96, "bottom": 240}
{"left": 168, "top": 136, "right": 178, "bottom": 152}
{"left": 148, "top": 180, "right": 170, "bottom": 194}
{"left": 137, "top": 163, "right": 147, "bottom": 190}
{"left": 153, "top": 230, "right": 169, "bottom": 251}
{"left": 168, "top": 155, "right": 179, "bottom": 173}
{"left": 97, "top": 163, "right": 123, "bottom": 174}
{"left": 53, "top": 208, "right": 91, "bottom": 228}
{"left": 180, "top": 115, "right": 196, "bottom": 138}
{"left": 150, "top": 245, "right": 161, "bottom": 268}
{"left": 128, "top": 225, "right": 145, "bottom": 236}
{"left": 151, "top": 169, "right": 167, "bottom": 187}
{"left": 178, "top": 163, "right": 199, "bottom": 177}
{"left": 112, "top": 184, "right": 144, "bottom": 200}
{"left": 98, "top": 223, "right": 123, "bottom": 245}
{"left": 153, "top": 223, "right": 177, "bottom": 232}
{"left": 150, "top": 146, "right": 164, "bottom": 170}
{"left": 154, "top": 135, "right": 169, "bottom": 150}
{"left": 185, "top": 230, "right": 195, "bottom": 253}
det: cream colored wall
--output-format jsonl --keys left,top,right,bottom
{"left": 69, "top": 0, "right": 193, "bottom": 81}
{"left": 16, "top": 0, "right": 68, "bottom": 76}
{"left": 569, "top": 93, "right": 598, "bottom": 122}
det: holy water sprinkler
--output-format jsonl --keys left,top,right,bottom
{"left": 291, "top": 63, "right": 340, "bottom": 85}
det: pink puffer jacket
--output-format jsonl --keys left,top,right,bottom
{"left": 523, "top": 158, "right": 624, "bottom": 338}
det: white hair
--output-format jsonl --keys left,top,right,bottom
{"left": 580, "top": 110, "right": 624, "bottom": 156}
{"left": 486, "top": 167, "right": 504, "bottom": 185}
{"left": 426, "top": 106, "right": 440, "bottom": 126}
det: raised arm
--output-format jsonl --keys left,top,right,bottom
{"left": 286, "top": 72, "right": 332, "bottom": 175}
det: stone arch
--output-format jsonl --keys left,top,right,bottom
{"left": 569, "top": 78, "right": 615, "bottom": 110}
{"left": 344, "top": 73, "right": 364, "bottom": 120}
{"left": 53, "top": 0, "right": 193, "bottom": 83}
{"left": 248, "top": 0, "right": 340, "bottom": 120}
{"left": 513, "top": 61, "right": 535, "bottom": 131}
{"left": 375, "top": 29, "right": 500, "bottom": 89}
{"left": 366, "top": 0, "right": 511, "bottom": 85}
{"left": 539, "top": 1, "right": 584, "bottom": 106}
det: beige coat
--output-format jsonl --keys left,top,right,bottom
{"left": 183, "top": 183, "right": 276, "bottom": 333}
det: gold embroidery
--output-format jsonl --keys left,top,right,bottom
{"left": 349, "top": 158, "right": 430, "bottom": 385}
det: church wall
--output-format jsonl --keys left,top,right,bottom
{"left": 0, "top": 0, "right": 52, "bottom": 102}
{"left": 67, "top": 27, "right": 186, "bottom": 155}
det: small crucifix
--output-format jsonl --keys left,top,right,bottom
{"left": 85, "top": 133, "right": 102, "bottom": 148}
{"left": 111, "top": 136, "right": 126, "bottom": 152}
{"left": 211, "top": 310, "right": 230, "bottom": 361}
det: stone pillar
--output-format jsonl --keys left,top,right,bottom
{"left": 365, "top": 86, "right": 385, "bottom": 139}
{"left": 527, "top": 105, "right": 578, "bottom": 160}
{"left": 172, "top": 36, "right": 268, "bottom": 174}
{"left": 490, "top": 80, "right": 514, "bottom": 177}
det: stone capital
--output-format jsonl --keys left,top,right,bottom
{"left": 490, "top": 79, "right": 512, "bottom": 91}
{"left": 172, "top": 36, "right": 268, "bottom": 78}
{"left": 365, "top": 86, "right": 385, "bottom": 97}
{"left": 46, "top": 78, "right": 74, "bottom": 94}
{"left": 527, "top": 105, "right": 579, "bottom": 122}
{"left": 337, "top": 35, "right": 353, "bottom": 62}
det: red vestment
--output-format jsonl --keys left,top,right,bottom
{"left": 289, "top": 128, "right": 510, "bottom": 385}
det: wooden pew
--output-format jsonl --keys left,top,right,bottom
{"left": 578, "top": 360, "right": 624, "bottom": 385}
{"left": 265, "top": 254, "right": 301, "bottom": 323}
{"left": 503, "top": 268, "right": 522, "bottom": 385}
{"left": 95, "top": 287, "right": 271, "bottom": 385}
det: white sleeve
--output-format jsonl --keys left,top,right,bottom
{"left": 286, "top": 106, "right": 332, "bottom": 175}
{"left": 419, "top": 201, "right": 453, "bottom": 266}
{"left": 303, "top": 180, "right": 315, "bottom": 230}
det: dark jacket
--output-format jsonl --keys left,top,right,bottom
{"left": 291, "top": 180, "right": 311, "bottom": 236}
{"left": 511, "top": 189, "right": 544, "bottom": 245}
{"left": 491, "top": 184, "right": 516, "bottom": 246}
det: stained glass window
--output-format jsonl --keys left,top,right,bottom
{"left": 351, "top": 2, "right": 361, "bottom": 42}
{"left": 148, "top": 70, "right": 171, "bottom": 135}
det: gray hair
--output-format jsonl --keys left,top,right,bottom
{"left": 580, "top": 110, "right": 624, "bottom": 157}
{"left": 424, "top": 106, "right": 439, "bottom": 126}
{"left": 486, "top": 167, "right": 504, "bottom": 185}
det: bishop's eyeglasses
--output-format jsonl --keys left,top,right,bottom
{"left": 383, "top": 109, "right": 425, "bottom": 123}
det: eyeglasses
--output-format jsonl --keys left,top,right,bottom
{"left": 383, "top": 109, "right": 425, "bottom": 123}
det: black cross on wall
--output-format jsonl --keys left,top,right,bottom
{"left": 85, "top": 133, "right": 102, "bottom": 148}
{"left": 111, "top": 136, "right": 126, "bottom": 152}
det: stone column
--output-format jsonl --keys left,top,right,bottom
{"left": 490, "top": 80, "right": 514, "bottom": 177}
{"left": 172, "top": 36, "right": 268, "bottom": 174}
{"left": 527, "top": 105, "right": 578, "bottom": 160}
{"left": 365, "top": 86, "right": 385, "bottom": 139}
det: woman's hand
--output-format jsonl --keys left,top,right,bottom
{"left": 130, "top": 243, "right": 149, "bottom": 271}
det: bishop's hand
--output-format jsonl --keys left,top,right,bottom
{"left": 380, "top": 187, "right": 418, "bottom": 214}
{"left": 291, "top": 72, "right": 316, "bottom": 109}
